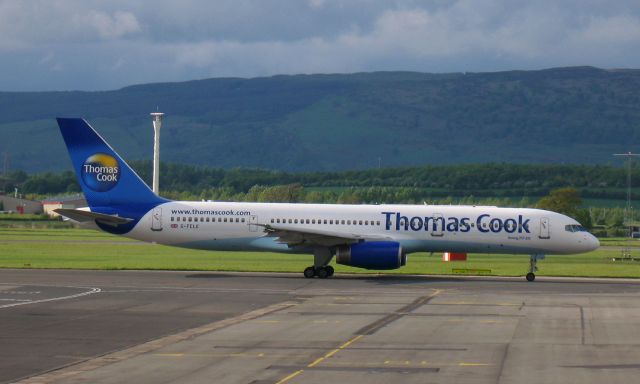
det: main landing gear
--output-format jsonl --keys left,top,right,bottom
{"left": 303, "top": 247, "right": 335, "bottom": 279}
{"left": 304, "top": 265, "right": 335, "bottom": 279}
{"left": 527, "top": 254, "right": 545, "bottom": 282}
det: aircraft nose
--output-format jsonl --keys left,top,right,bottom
{"left": 583, "top": 234, "right": 600, "bottom": 252}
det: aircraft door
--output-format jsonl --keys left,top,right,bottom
{"left": 431, "top": 213, "right": 445, "bottom": 237}
{"left": 249, "top": 215, "right": 258, "bottom": 232}
{"left": 151, "top": 207, "right": 163, "bottom": 232}
{"left": 539, "top": 217, "right": 550, "bottom": 239}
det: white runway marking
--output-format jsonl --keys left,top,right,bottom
{"left": 0, "top": 287, "right": 101, "bottom": 309}
{"left": 0, "top": 299, "right": 31, "bottom": 302}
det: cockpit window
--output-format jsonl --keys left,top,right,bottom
{"left": 565, "top": 224, "right": 587, "bottom": 232}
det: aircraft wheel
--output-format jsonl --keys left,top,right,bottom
{"left": 526, "top": 272, "right": 536, "bottom": 282}
{"left": 316, "top": 267, "right": 329, "bottom": 279}
{"left": 304, "top": 266, "right": 316, "bottom": 278}
{"left": 325, "top": 266, "right": 334, "bottom": 277}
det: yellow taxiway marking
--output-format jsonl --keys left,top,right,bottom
{"left": 381, "top": 360, "right": 491, "bottom": 368}
{"left": 155, "top": 352, "right": 274, "bottom": 359}
{"left": 275, "top": 289, "right": 443, "bottom": 383}
{"left": 384, "top": 360, "right": 411, "bottom": 365}
{"left": 437, "top": 301, "right": 519, "bottom": 306}
{"left": 275, "top": 369, "right": 304, "bottom": 384}
{"left": 155, "top": 353, "right": 491, "bottom": 368}
{"left": 309, "top": 334, "right": 364, "bottom": 367}
{"left": 446, "top": 319, "right": 504, "bottom": 323}
{"left": 275, "top": 334, "right": 364, "bottom": 383}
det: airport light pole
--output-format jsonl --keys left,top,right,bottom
{"left": 150, "top": 112, "right": 164, "bottom": 194}
{"left": 613, "top": 152, "right": 639, "bottom": 259}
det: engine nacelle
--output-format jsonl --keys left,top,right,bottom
{"left": 336, "top": 241, "right": 406, "bottom": 270}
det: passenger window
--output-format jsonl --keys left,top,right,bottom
{"left": 236, "top": 218, "right": 240, "bottom": 223}
{"left": 188, "top": 217, "right": 192, "bottom": 222}
{"left": 241, "top": 218, "right": 245, "bottom": 223}
{"left": 359, "top": 220, "right": 363, "bottom": 225}
{"left": 323, "top": 220, "right": 327, "bottom": 224}
{"left": 224, "top": 218, "right": 227, "bottom": 222}
{"left": 329, "top": 220, "right": 333, "bottom": 224}
{"left": 341, "top": 220, "right": 345, "bottom": 224}
{"left": 376, "top": 221, "right": 380, "bottom": 225}
{"left": 306, "top": 219, "right": 310, "bottom": 224}
{"left": 288, "top": 219, "right": 292, "bottom": 224}
{"left": 206, "top": 217, "right": 210, "bottom": 222}
{"left": 312, "top": 219, "right": 316, "bottom": 224}
{"left": 170, "top": 217, "right": 174, "bottom": 222}
{"left": 294, "top": 219, "right": 298, "bottom": 224}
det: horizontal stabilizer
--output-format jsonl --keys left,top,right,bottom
{"left": 54, "top": 209, "right": 134, "bottom": 227}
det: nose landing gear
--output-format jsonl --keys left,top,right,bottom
{"left": 527, "top": 254, "right": 545, "bottom": 282}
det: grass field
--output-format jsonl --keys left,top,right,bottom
{"left": 2, "top": 227, "right": 640, "bottom": 278}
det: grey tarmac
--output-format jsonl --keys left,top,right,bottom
{"left": 1, "top": 269, "right": 640, "bottom": 384}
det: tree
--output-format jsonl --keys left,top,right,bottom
{"left": 573, "top": 209, "right": 593, "bottom": 229}
{"left": 536, "top": 188, "right": 582, "bottom": 218}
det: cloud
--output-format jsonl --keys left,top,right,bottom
{"left": 82, "top": 10, "right": 141, "bottom": 39}
{"left": 0, "top": 1, "right": 141, "bottom": 47}
{"left": 580, "top": 15, "right": 640, "bottom": 44}
{"left": 0, "top": 0, "right": 640, "bottom": 90}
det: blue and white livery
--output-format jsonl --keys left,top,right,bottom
{"left": 55, "top": 118, "right": 599, "bottom": 281}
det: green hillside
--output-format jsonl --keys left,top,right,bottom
{"left": 1, "top": 66, "right": 639, "bottom": 172}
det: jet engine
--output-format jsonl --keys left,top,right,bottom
{"left": 336, "top": 241, "right": 406, "bottom": 270}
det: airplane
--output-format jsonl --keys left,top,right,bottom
{"left": 54, "top": 118, "right": 600, "bottom": 282}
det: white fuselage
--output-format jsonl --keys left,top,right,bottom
{"left": 123, "top": 201, "right": 599, "bottom": 255}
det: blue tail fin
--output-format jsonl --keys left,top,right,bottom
{"left": 57, "top": 118, "right": 168, "bottom": 233}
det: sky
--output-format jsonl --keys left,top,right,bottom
{"left": 1, "top": 0, "right": 639, "bottom": 91}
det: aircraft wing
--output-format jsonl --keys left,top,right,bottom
{"left": 54, "top": 208, "right": 134, "bottom": 227}
{"left": 258, "top": 224, "right": 394, "bottom": 247}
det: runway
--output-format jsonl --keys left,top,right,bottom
{"left": 2, "top": 270, "right": 640, "bottom": 383}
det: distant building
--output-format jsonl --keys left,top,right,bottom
{"left": 0, "top": 194, "right": 43, "bottom": 214}
{"left": 41, "top": 194, "right": 87, "bottom": 217}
